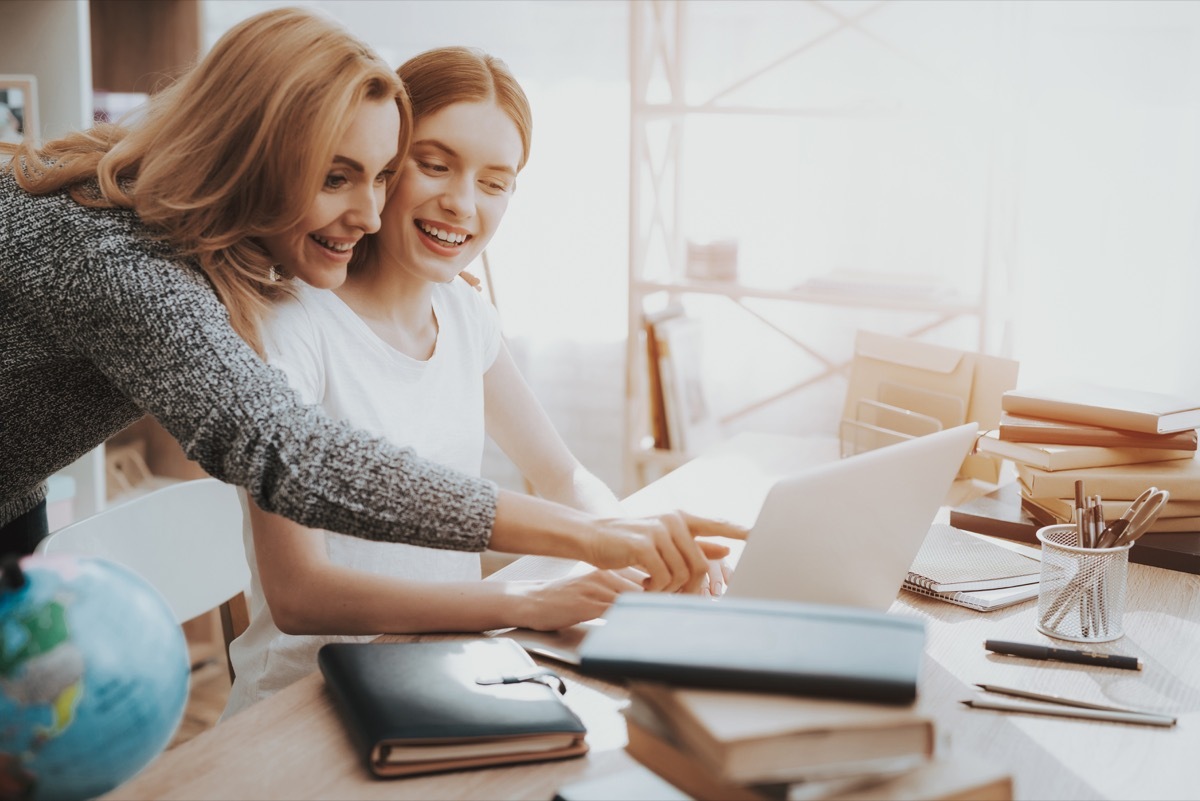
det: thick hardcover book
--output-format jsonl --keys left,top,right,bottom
{"left": 1014, "top": 456, "right": 1200, "bottom": 501}
{"left": 953, "top": 484, "right": 1200, "bottom": 576}
{"left": 624, "top": 703, "right": 785, "bottom": 801}
{"left": 948, "top": 484, "right": 1041, "bottom": 545}
{"left": 553, "top": 762, "right": 693, "bottom": 801}
{"left": 1020, "top": 493, "right": 1200, "bottom": 533}
{"left": 998, "top": 413, "right": 1198, "bottom": 451}
{"left": 904, "top": 524, "right": 1040, "bottom": 593}
{"left": 629, "top": 681, "right": 934, "bottom": 785}
{"left": 577, "top": 594, "right": 925, "bottom": 704}
{"left": 624, "top": 701, "right": 1012, "bottom": 801}
{"left": 976, "top": 429, "right": 1194, "bottom": 472}
{"left": 1001, "top": 383, "right": 1200, "bottom": 435}
{"left": 317, "top": 639, "right": 587, "bottom": 778}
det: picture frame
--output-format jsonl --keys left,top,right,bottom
{"left": 0, "top": 74, "right": 38, "bottom": 145}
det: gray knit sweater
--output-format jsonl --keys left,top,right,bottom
{"left": 0, "top": 171, "right": 497, "bottom": 548}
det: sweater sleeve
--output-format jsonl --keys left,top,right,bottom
{"left": 43, "top": 246, "right": 497, "bottom": 551}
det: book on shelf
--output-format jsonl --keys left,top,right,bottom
{"left": 577, "top": 594, "right": 925, "bottom": 704}
{"left": 628, "top": 681, "right": 935, "bottom": 786}
{"left": 1001, "top": 382, "right": 1200, "bottom": 435}
{"left": 976, "top": 429, "right": 1195, "bottom": 472}
{"left": 624, "top": 697, "right": 1012, "bottom": 801}
{"left": 901, "top": 581, "right": 1038, "bottom": 613}
{"left": 998, "top": 413, "right": 1198, "bottom": 451}
{"left": 904, "top": 523, "right": 1040, "bottom": 593}
{"left": 653, "top": 314, "right": 720, "bottom": 456}
{"left": 1014, "top": 455, "right": 1200, "bottom": 501}
{"left": 317, "top": 639, "right": 587, "bottom": 778}
{"left": 643, "top": 305, "right": 686, "bottom": 451}
{"left": 948, "top": 484, "right": 1041, "bottom": 545}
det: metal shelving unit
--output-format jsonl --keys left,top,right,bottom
{"left": 622, "top": 0, "right": 1022, "bottom": 492}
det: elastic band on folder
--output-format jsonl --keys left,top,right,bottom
{"left": 475, "top": 668, "right": 567, "bottom": 695}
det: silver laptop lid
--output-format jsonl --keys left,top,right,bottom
{"left": 726, "top": 423, "right": 979, "bottom": 610}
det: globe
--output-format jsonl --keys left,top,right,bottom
{"left": 0, "top": 553, "right": 189, "bottom": 800}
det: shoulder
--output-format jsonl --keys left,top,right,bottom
{"left": 1, "top": 170, "right": 207, "bottom": 298}
{"left": 437, "top": 277, "right": 496, "bottom": 318}
{"left": 262, "top": 283, "right": 329, "bottom": 347}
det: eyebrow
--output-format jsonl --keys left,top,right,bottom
{"left": 413, "top": 139, "right": 517, "bottom": 176}
{"left": 331, "top": 155, "right": 366, "bottom": 173}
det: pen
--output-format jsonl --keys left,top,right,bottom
{"left": 961, "top": 697, "right": 1176, "bottom": 727}
{"left": 983, "top": 639, "right": 1142, "bottom": 671}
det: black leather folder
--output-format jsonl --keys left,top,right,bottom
{"left": 318, "top": 638, "right": 588, "bottom": 778}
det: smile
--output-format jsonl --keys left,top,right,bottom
{"left": 310, "top": 234, "right": 355, "bottom": 253}
{"left": 417, "top": 221, "right": 471, "bottom": 247}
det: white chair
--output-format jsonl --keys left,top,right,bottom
{"left": 37, "top": 477, "right": 251, "bottom": 683}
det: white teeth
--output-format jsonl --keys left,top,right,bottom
{"left": 419, "top": 222, "right": 468, "bottom": 245}
{"left": 312, "top": 235, "right": 353, "bottom": 252}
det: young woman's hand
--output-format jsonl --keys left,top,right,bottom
{"left": 584, "top": 511, "right": 747, "bottom": 594}
{"left": 514, "top": 569, "right": 644, "bottom": 631}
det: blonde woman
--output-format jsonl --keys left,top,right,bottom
{"left": 0, "top": 9, "right": 741, "bottom": 588}
{"left": 226, "top": 47, "right": 691, "bottom": 715}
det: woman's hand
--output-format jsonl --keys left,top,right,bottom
{"left": 583, "top": 511, "right": 747, "bottom": 594}
{"left": 514, "top": 569, "right": 644, "bottom": 631}
{"left": 458, "top": 270, "right": 482, "bottom": 291}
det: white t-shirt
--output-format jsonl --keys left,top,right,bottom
{"left": 223, "top": 280, "right": 502, "bottom": 717}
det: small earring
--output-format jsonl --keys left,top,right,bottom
{"left": 268, "top": 266, "right": 281, "bottom": 283}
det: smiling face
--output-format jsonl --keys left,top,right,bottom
{"left": 377, "top": 100, "right": 523, "bottom": 284}
{"left": 260, "top": 97, "right": 401, "bottom": 289}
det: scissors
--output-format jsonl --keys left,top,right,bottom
{"left": 1099, "top": 488, "right": 1169, "bottom": 548}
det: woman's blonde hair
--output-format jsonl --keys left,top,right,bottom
{"left": 0, "top": 7, "right": 410, "bottom": 352}
{"left": 398, "top": 46, "right": 532, "bottom": 171}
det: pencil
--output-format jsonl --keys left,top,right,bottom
{"left": 961, "top": 697, "right": 1176, "bottom": 727}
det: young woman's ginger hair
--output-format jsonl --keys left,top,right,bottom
{"left": 0, "top": 7, "right": 411, "bottom": 353}
{"left": 398, "top": 46, "right": 532, "bottom": 171}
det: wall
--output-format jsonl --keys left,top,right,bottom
{"left": 0, "top": 0, "right": 91, "bottom": 140}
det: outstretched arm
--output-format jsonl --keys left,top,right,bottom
{"left": 249, "top": 501, "right": 644, "bottom": 635}
{"left": 482, "top": 341, "right": 743, "bottom": 592}
{"left": 43, "top": 245, "right": 496, "bottom": 550}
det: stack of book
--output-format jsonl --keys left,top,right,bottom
{"left": 989, "top": 383, "right": 1200, "bottom": 533}
{"left": 622, "top": 681, "right": 1013, "bottom": 801}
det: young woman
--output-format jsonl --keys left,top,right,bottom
{"left": 0, "top": 8, "right": 740, "bottom": 586}
{"left": 223, "top": 46, "right": 702, "bottom": 716}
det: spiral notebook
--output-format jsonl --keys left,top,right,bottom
{"left": 904, "top": 523, "right": 1040, "bottom": 597}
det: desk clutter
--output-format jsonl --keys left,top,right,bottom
{"left": 568, "top": 594, "right": 1012, "bottom": 801}
{"left": 950, "top": 381, "right": 1200, "bottom": 575}
{"left": 899, "top": 524, "right": 1040, "bottom": 612}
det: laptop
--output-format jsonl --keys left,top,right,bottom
{"left": 507, "top": 423, "right": 979, "bottom": 663}
{"left": 724, "top": 422, "right": 979, "bottom": 611}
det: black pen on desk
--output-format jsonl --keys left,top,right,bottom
{"left": 984, "top": 639, "right": 1142, "bottom": 671}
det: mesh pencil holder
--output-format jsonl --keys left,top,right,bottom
{"left": 1035, "top": 524, "right": 1132, "bottom": 643}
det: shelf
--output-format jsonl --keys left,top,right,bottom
{"left": 633, "top": 278, "right": 982, "bottom": 315}
{"left": 621, "top": 0, "right": 1018, "bottom": 495}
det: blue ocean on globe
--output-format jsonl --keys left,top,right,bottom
{"left": 0, "top": 553, "right": 189, "bottom": 800}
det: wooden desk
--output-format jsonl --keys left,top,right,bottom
{"left": 108, "top": 434, "right": 1200, "bottom": 801}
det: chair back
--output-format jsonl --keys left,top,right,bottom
{"left": 37, "top": 477, "right": 250, "bottom": 681}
